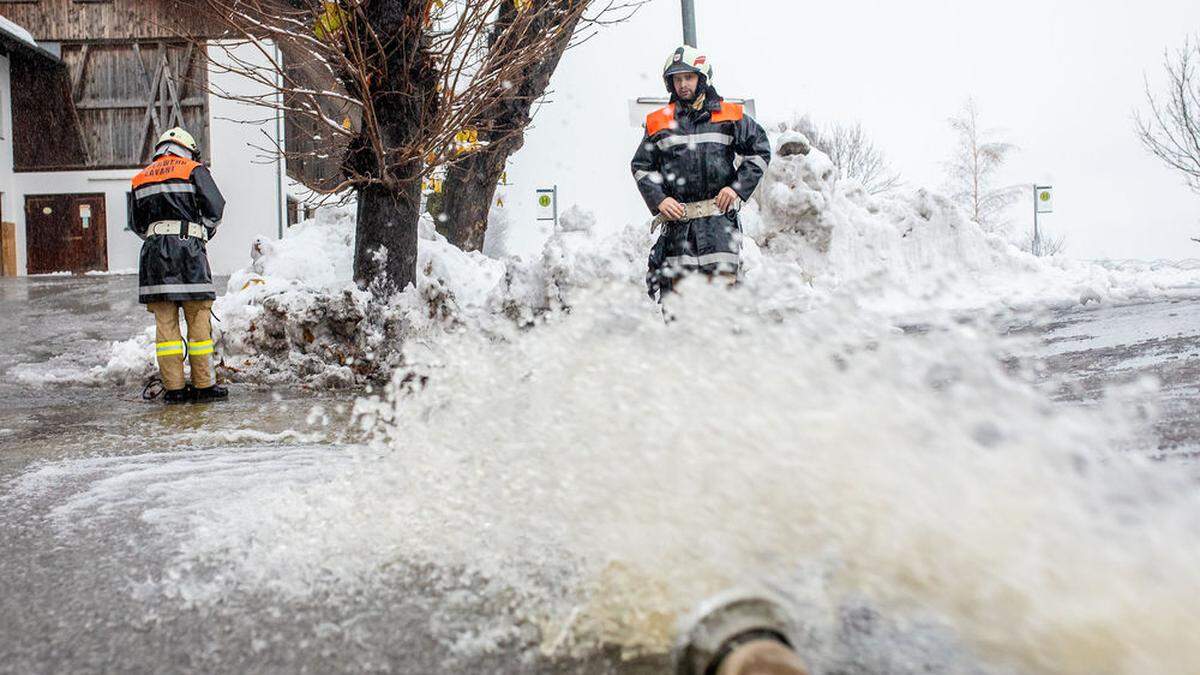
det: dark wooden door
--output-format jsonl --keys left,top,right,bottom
{"left": 25, "top": 194, "right": 108, "bottom": 274}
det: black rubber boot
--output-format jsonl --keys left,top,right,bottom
{"left": 191, "top": 385, "right": 229, "bottom": 402}
{"left": 162, "top": 387, "right": 193, "bottom": 404}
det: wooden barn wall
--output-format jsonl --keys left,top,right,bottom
{"left": 0, "top": 0, "right": 222, "bottom": 42}
{"left": 279, "top": 43, "right": 348, "bottom": 191}
{"left": 60, "top": 41, "right": 210, "bottom": 168}
{"left": 10, "top": 52, "right": 87, "bottom": 171}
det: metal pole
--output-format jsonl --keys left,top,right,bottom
{"left": 1032, "top": 184, "right": 1041, "bottom": 257}
{"left": 681, "top": 0, "right": 698, "bottom": 47}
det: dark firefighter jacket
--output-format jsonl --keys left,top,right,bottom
{"left": 130, "top": 148, "right": 226, "bottom": 304}
{"left": 630, "top": 92, "right": 771, "bottom": 288}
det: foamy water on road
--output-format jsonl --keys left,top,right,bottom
{"left": 7, "top": 284, "right": 1200, "bottom": 674}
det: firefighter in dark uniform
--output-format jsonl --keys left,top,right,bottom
{"left": 131, "top": 127, "right": 228, "bottom": 403}
{"left": 631, "top": 46, "right": 772, "bottom": 298}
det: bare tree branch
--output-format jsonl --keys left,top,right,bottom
{"left": 1136, "top": 36, "right": 1200, "bottom": 194}
{"left": 781, "top": 115, "right": 902, "bottom": 195}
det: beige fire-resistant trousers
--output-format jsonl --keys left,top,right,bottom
{"left": 148, "top": 300, "right": 214, "bottom": 391}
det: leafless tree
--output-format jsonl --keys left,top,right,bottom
{"left": 943, "top": 98, "right": 1022, "bottom": 233}
{"left": 1135, "top": 37, "right": 1200, "bottom": 195}
{"left": 195, "top": 0, "right": 643, "bottom": 294}
{"left": 781, "top": 116, "right": 901, "bottom": 194}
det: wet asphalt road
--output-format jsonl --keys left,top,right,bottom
{"left": 0, "top": 274, "right": 1198, "bottom": 674}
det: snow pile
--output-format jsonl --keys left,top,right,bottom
{"left": 81, "top": 134, "right": 1200, "bottom": 387}
{"left": 203, "top": 203, "right": 650, "bottom": 385}
{"left": 746, "top": 134, "right": 1200, "bottom": 314}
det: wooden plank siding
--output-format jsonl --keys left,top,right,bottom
{"left": 0, "top": 0, "right": 224, "bottom": 42}
{"left": 9, "top": 50, "right": 88, "bottom": 171}
{"left": 12, "top": 40, "right": 209, "bottom": 170}
{"left": 63, "top": 41, "right": 209, "bottom": 167}
{"left": 3, "top": 0, "right": 331, "bottom": 185}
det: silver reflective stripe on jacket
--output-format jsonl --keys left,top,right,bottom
{"left": 139, "top": 282, "right": 216, "bottom": 295}
{"left": 655, "top": 133, "right": 734, "bottom": 151}
{"left": 634, "top": 169, "right": 664, "bottom": 184}
{"left": 665, "top": 252, "right": 741, "bottom": 268}
{"left": 135, "top": 183, "right": 197, "bottom": 200}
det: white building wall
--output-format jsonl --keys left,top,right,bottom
{"left": 2, "top": 40, "right": 285, "bottom": 277}
{"left": 204, "top": 40, "right": 286, "bottom": 276}
{"left": 0, "top": 53, "right": 14, "bottom": 234}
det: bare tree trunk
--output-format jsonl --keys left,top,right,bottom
{"left": 440, "top": 2, "right": 582, "bottom": 251}
{"left": 440, "top": 138, "right": 517, "bottom": 251}
{"left": 347, "top": 1, "right": 438, "bottom": 294}
{"left": 354, "top": 176, "right": 421, "bottom": 293}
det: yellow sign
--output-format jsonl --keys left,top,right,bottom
{"left": 539, "top": 195, "right": 552, "bottom": 208}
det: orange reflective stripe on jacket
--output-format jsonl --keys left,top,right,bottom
{"left": 645, "top": 106, "right": 676, "bottom": 136}
{"left": 709, "top": 101, "right": 744, "bottom": 124}
{"left": 132, "top": 155, "right": 201, "bottom": 189}
{"left": 646, "top": 101, "right": 744, "bottom": 135}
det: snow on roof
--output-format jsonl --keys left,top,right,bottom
{"left": 0, "top": 16, "right": 60, "bottom": 66}
{"left": 0, "top": 15, "right": 36, "bottom": 49}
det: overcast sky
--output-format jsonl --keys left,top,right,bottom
{"left": 501, "top": 0, "right": 1200, "bottom": 260}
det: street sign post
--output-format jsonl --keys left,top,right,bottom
{"left": 536, "top": 186, "right": 558, "bottom": 230}
{"left": 681, "top": 0, "right": 697, "bottom": 47}
{"left": 1033, "top": 185, "right": 1053, "bottom": 257}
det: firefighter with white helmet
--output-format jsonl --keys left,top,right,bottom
{"left": 130, "top": 127, "right": 228, "bottom": 403}
{"left": 632, "top": 46, "right": 772, "bottom": 298}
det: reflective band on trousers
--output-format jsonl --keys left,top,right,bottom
{"left": 134, "top": 182, "right": 196, "bottom": 200}
{"left": 665, "top": 252, "right": 741, "bottom": 268}
{"left": 156, "top": 340, "right": 185, "bottom": 357}
{"left": 656, "top": 133, "right": 733, "bottom": 151}
{"left": 188, "top": 339, "right": 214, "bottom": 356}
{"left": 139, "top": 283, "right": 216, "bottom": 295}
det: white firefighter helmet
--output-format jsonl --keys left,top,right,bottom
{"left": 662, "top": 45, "right": 713, "bottom": 93}
{"left": 156, "top": 127, "right": 198, "bottom": 156}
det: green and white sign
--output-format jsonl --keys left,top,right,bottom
{"left": 536, "top": 186, "right": 558, "bottom": 225}
{"left": 1035, "top": 186, "right": 1054, "bottom": 214}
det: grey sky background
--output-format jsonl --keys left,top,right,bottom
{"left": 501, "top": 0, "right": 1200, "bottom": 260}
